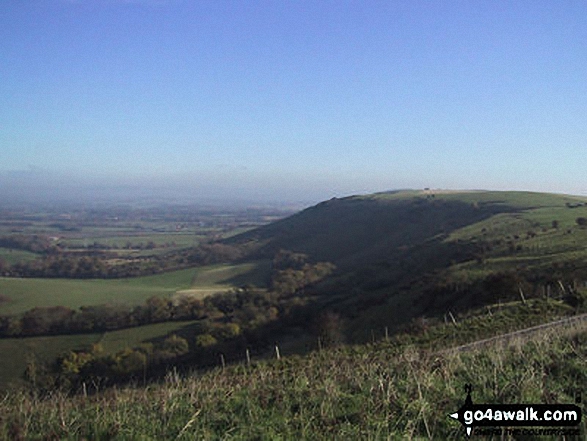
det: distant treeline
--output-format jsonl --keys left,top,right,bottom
{"left": 0, "top": 234, "right": 56, "bottom": 254}
{"left": 0, "top": 243, "right": 246, "bottom": 279}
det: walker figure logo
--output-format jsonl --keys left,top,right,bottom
{"left": 449, "top": 384, "right": 582, "bottom": 438}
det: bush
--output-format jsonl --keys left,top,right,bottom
{"left": 195, "top": 333, "right": 218, "bottom": 348}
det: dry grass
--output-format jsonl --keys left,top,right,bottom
{"left": 1, "top": 323, "right": 585, "bottom": 440}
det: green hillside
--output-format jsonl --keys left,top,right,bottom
{"left": 1, "top": 190, "right": 587, "bottom": 438}
{"left": 228, "top": 190, "right": 587, "bottom": 341}
{"left": 230, "top": 190, "right": 587, "bottom": 267}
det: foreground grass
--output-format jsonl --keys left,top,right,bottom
{"left": 1, "top": 324, "right": 585, "bottom": 440}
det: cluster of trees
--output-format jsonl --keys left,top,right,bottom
{"left": 26, "top": 334, "right": 191, "bottom": 391}
{"left": 421, "top": 267, "right": 587, "bottom": 317}
{"left": 1, "top": 251, "right": 336, "bottom": 339}
{"left": 15, "top": 285, "right": 279, "bottom": 390}
{"left": 0, "top": 234, "right": 57, "bottom": 254}
{"left": 270, "top": 250, "right": 336, "bottom": 296}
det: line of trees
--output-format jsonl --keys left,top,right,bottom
{"left": 0, "top": 243, "right": 246, "bottom": 279}
{"left": 0, "top": 235, "right": 58, "bottom": 254}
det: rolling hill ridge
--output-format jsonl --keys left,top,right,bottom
{"left": 227, "top": 190, "right": 587, "bottom": 340}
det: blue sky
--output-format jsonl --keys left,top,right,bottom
{"left": 1, "top": 0, "right": 586, "bottom": 203}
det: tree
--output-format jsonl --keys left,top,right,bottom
{"left": 60, "top": 350, "right": 94, "bottom": 375}
{"left": 21, "top": 306, "right": 74, "bottom": 335}
{"left": 159, "top": 334, "right": 189, "bottom": 356}
{"left": 272, "top": 250, "right": 308, "bottom": 271}
{"left": 145, "top": 296, "right": 172, "bottom": 322}
{"left": 215, "top": 322, "right": 241, "bottom": 340}
{"left": 112, "top": 349, "right": 147, "bottom": 376}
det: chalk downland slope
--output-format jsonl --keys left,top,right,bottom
{"left": 228, "top": 190, "right": 587, "bottom": 339}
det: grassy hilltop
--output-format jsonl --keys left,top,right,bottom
{"left": 228, "top": 189, "right": 587, "bottom": 268}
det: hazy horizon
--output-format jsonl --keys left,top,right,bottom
{"left": 2, "top": 167, "right": 587, "bottom": 210}
{"left": 2, "top": 1, "right": 587, "bottom": 204}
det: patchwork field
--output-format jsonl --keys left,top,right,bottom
{"left": 0, "top": 261, "right": 270, "bottom": 389}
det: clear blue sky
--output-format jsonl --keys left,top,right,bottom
{"left": 1, "top": 0, "right": 586, "bottom": 203}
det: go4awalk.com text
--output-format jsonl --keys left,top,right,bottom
{"left": 449, "top": 385, "right": 582, "bottom": 437}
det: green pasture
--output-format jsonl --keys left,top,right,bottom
{"left": 0, "top": 261, "right": 270, "bottom": 388}
{"left": 434, "top": 190, "right": 587, "bottom": 208}
{"left": 0, "top": 321, "right": 200, "bottom": 390}
{"left": 0, "top": 247, "right": 39, "bottom": 265}
{"left": 176, "top": 260, "right": 271, "bottom": 298}
{"left": 97, "top": 320, "right": 198, "bottom": 354}
{"left": 0, "top": 261, "right": 270, "bottom": 315}
{"left": 0, "top": 270, "right": 193, "bottom": 315}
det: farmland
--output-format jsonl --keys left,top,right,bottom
{"left": 0, "top": 203, "right": 292, "bottom": 270}
{"left": 0, "top": 260, "right": 271, "bottom": 389}
{"left": 0, "top": 202, "right": 286, "bottom": 389}
{"left": 0, "top": 261, "right": 271, "bottom": 315}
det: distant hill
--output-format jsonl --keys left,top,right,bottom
{"left": 227, "top": 189, "right": 586, "bottom": 266}
{"left": 227, "top": 190, "right": 587, "bottom": 340}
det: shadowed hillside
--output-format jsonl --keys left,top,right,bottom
{"left": 226, "top": 190, "right": 587, "bottom": 341}
{"left": 228, "top": 191, "right": 586, "bottom": 265}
